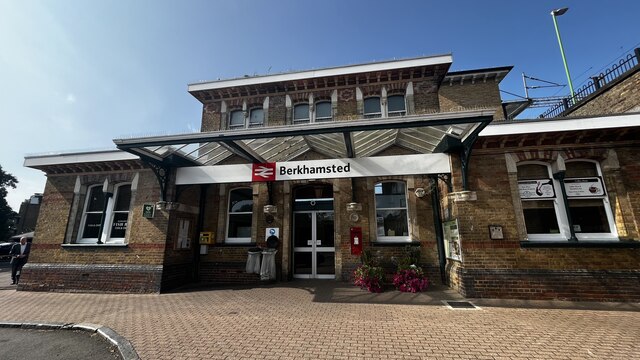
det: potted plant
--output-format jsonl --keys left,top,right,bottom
{"left": 353, "top": 249, "right": 385, "bottom": 293}
{"left": 392, "top": 246, "right": 429, "bottom": 293}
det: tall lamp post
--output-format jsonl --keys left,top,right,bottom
{"left": 551, "top": 7, "right": 575, "bottom": 104}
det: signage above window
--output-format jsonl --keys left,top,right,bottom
{"left": 564, "top": 177, "right": 605, "bottom": 197}
{"left": 518, "top": 179, "right": 555, "bottom": 199}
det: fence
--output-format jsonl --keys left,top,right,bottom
{"left": 540, "top": 48, "right": 640, "bottom": 118}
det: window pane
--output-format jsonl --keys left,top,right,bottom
{"left": 87, "top": 187, "right": 105, "bottom": 212}
{"left": 230, "top": 111, "right": 244, "bottom": 127}
{"left": 522, "top": 200, "right": 560, "bottom": 234}
{"left": 293, "top": 104, "right": 310, "bottom": 121}
{"left": 376, "top": 210, "right": 409, "bottom": 237}
{"left": 110, "top": 212, "right": 128, "bottom": 238}
{"left": 82, "top": 213, "right": 102, "bottom": 239}
{"left": 364, "top": 97, "right": 381, "bottom": 116}
{"left": 229, "top": 188, "right": 252, "bottom": 212}
{"left": 517, "top": 164, "right": 549, "bottom": 180}
{"left": 316, "top": 212, "right": 334, "bottom": 247}
{"left": 315, "top": 101, "right": 331, "bottom": 120}
{"left": 566, "top": 161, "right": 598, "bottom": 177}
{"left": 228, "top": 214, "right": 252, "bottom": 238}
{"left": 316, "top": 252, "right": 335, "bottom": 275}
{"left": 114, "top": 185, "right": 131, "bottom": 211}
{"left": 375, "top": 182, "right": 407, "bottom": 208}
{"left": 388, "top": 95, "right": 406, "bottom": 113}
{"left": 569, "top": 199, "right": 610, "bottom": 233}
{"left": 249, "top": 108, "right": 264, "bottom": 125}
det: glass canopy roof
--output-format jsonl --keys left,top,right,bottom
{"left": 113, "top": 110, "right": 494, "bottom": 167}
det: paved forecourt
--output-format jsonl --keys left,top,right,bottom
{"left": 0, "top": 265, "right": 638, "bottom": 359}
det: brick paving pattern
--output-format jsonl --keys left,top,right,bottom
{"left": 0, "top": 277, "right": 638, "bottom": 360}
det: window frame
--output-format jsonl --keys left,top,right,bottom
{"left": 293, "top": 103, "right": 311, "bottom": 124}
{"left": 387, "top": 94, "right": 406, "bottom": 117}
{"left": 374, "top": 180, "right": 410, "bottom": 243}
{"left": 248, "top": 107, "right": 264, "bottom": 128}
{"left": 78, "top": 184, "right": 106, "bottom": 244}
{"left": 226, "top": 187, "right": 254, "bottom": 244}
{"left": 363, "top": 96, "right": 382, "bottom": 118}
{"left": 314, "top": 101, "right": 332, "bottom": 122}
{"left": 564, "top": 159, "right": 618, "bottom": 240}
{"left": 104, "top": 183, "right": 132, "bottom": 244}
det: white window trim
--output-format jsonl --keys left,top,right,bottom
{"left": 565, "top": 159, "right": 618, "bottom": 241}
{"left": 518, "top": 160, "right": 618, "bottom": 242}
{"left": 518, "top": 161, "right": 570, "bottom": 241}
{"left": 77, "top": 184, "right": 104, "bottom": 244}
{"left": 374, "top": 181, "right": 410, "bottom": 243}
{"left": 104, "top": 183, "right": 131, "bottom": 244}
{"left": 226, "top": 187, "right": 253, "bottom": 244}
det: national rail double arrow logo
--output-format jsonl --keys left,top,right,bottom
{"left": 252, "top": 162, "right": 276, "bottom": 182}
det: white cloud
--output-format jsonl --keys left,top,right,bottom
{"left": 66, "top": 93, "right": 76, "bottom": 104}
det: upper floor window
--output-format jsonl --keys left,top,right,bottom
{"left": 364, "top": 97, "right": 382, "bottom": 118}
{"left": 387, "top": 95, "right": 406, "bottom": 117}
{"left": 249, "top": 108, "right": 264, "bottom": 128}
{"left": 293, "top": 104, "right": 310, "bottom": 124}
{"left": 227, "top": 188, "right": 253, "bottom": 243}
{"left": 315, "top": 101, "right": 332, "bottom": 122}
{"left": 229, "top": 108, "right": 264, "bottom": 129}
{"left": 374, "top": 181, "right": 409, "bottom": 242}
{"left": 229, "top": 110, "right": 245, "bottom": 130}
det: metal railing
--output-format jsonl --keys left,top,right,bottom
{"left": 540, "top": 48, "right": 640, "bottom": 118}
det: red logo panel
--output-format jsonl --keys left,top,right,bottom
{"left": 252, "top": 163, "right": 276, "bottom": 182}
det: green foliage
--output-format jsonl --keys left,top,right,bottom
{"left": 394, "top": 246, "right": 421, "bottom": 271}
{"left": 0, "top": 165, "right": 18, "bottom": 241}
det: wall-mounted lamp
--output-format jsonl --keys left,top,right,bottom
{"left": 414, "top": 188, "right": 427, "bottom": 198}
{"left": 346, "top": 202, "right": 362, "bottom": 212}
{"left": 263, "top": 205, "right": 277, "bottom": 215}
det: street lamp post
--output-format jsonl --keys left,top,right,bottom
{"left": 551, "top": 7, "right": 575, "bottom": 105}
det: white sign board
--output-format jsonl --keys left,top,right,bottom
{"left": 443, "top": 219, "right": 462, "bottom": 261}
{"left": 265, "top": 227, "right": 280, "bottom": 239}
{"left": 176, "top": 153, "right": 451, "bottom": 185}
{"left": 564, "top": 177, "right": 605, "bottom": 197}
{"left": 518, "top": 179, "right": 555, "bottom": 199}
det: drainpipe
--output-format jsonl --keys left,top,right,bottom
{"left": 429, "top": 175, "right": 447, "bottom": 284}
{"left": 194, "top": 184, "right": 208, "bottom": 282}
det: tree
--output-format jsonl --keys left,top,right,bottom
{"left": 0, "top": 165, "right": 18, "bottom": 241}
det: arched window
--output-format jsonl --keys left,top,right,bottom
{"left": 249, "top": 108, "right": 264, "bottom": 127}
{"left": 293, "top": 103, "right": 310, "bottom": 124}
{"left": 314, "top": 101, "right": 332, "bottom": 122}
{"left": 374, "top": 181, "right": 409, "bottom": 242}
{"left": 387, "top": 94, "right": 406, "bottom": 117}
{"left": 564, "top": 160, "right": 616, "bottom": 239}
{"left": 227, "top": 188, "right": 253, "bottom": 243}
{"left": 78, "top": 183, "right": 132, "bottom": 244}
{"left": 229, "top": 110, "right": 245, "bottom": 129}
{"left": 517, "top": 162, "right": 564, "bottom": 239}
{"left": 107, "top": 184, "right": 132, "bottom": 242}
{"left": 79, "top": 185, "right": 105, "bottom": 242}
{"left": 364, "top": 97, "right": 382, "bottom": 118}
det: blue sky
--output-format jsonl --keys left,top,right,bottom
{"left": 1, "top": 0, "right": 638, "bottom": 211}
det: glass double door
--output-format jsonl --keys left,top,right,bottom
{"left": 293, "top": 211, "right": 335, "bottom": 279}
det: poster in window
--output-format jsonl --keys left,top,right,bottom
{"left": 110, "top": 213, "right": 128, "bottom": 238}
{"left": 442, "top": 219, "right": 462, "bottom": 261}
{"left": 564, "top": 177, "right": 605, "bottom": 197}
{"left": 518, "top": 179, "right": 555, "bottom": 199}
{"left": 82, "top": 213, "right": 102, "bottom": 239}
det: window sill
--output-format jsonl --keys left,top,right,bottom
{"left": 211, "top": 243, "right": 258, "bottom": 248}
{"left": 520, "top": 240, "right": 640, "bottom": 248}
{"left": 371, "top": 241, "right": 421, "bottom": 247}
{"left": 62, "top": 244, "right": 128, "bottom": 248}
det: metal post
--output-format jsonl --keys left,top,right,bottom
{"left": 551, "top": 9, "right": 576, "bottom": 105}
{"left": 522, "top": 72, "right": 529, "bottom": 98}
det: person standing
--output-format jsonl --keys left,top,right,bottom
{"left": 10, "top": 237, "right": 30, "bottom": 285}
